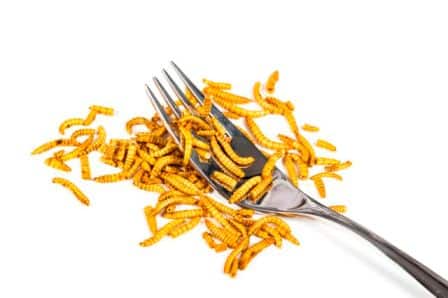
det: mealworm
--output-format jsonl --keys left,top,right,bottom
{"left": 90, "top": 105, "right": 114, "bottom": 116}
{"left": 262, "top": 225, "right": 282, "bottom": 247}
{"left": 83, "top": 110, "right": 97, "bottom": 126}
{"left": 329, "top": 205, "right": 347, "bottom": 213}
{"left": 162, "top": 173, "right": 202, "bottom": 195}
{"left": 248, "top": 215, "right": 291, "bottom": 235}
{"left": 246, "top": 117, "right": 287, "bottom": 150}
{"left": 261, "top": 150, "right": 284, "bottom": 178}
{"left": 316, "top": 157, "right": 340, "bottom": 166}
{"left": 150, "top": 156, "right": 183, "bottom": 178}
{"left": 310, "top": 172, "right": 343, "bottom": 181}
{"left": 283, "top": 155, "right": 298, "bottom": 187}
{"left": 229, "top": 176, "right": 262, "bottom": 203}
{"left": 200, "top": 196, "right": 239, "bottom": 234}
{"left": 59, "top": 118, "right": 85, "bottom": 134}
{"left": 80, "top": 155, "right": 91, "bottom": 180}
{"left": 325, "top": 160, "right": 352, "bottom": 172}
{"left": 205, "top": 220, "right": 240, "bottom": 248}
{"left": 177, "top": 115, "right": 210, "bottom": 130}
{"left": 239, "top": 238, "right": 274, "bottom": 270}
{"left": 169, "top": 217, "right": 201, "bottom": 238}
{"left": 312, "top": 176, "right": 326, "bottom": 198}
{"left": 284, "top": 111, "right": 300, "bottom": 139}
{"left": 301, "top": 123, "right": 319, "bottom": 132}
{"left": 179, "top": 127, "right": 192, "bottom": 166}
{"left": 277, "top": 134, "right": 309, "bottom": 162}
{"left": 316, "top": 139, "right": 336, "bottom": 151}
{"left": 248, "top": 176, "right": 272, "bottom": 202}
{"left": 210, "top": 136, "right": 245, "bottom": 178}
{"left": 152, "top": 143, "right": 178, "bottom": 158}
{"left": 94, "top": 172, "right": 126, "bottom": 183}
{"left": 70, "top": 128, "right": 96, "bottom": 145}
{"left": 224, "top": 237, "right": 249, "bottom": 276}
{"left": 202, "top": 79, "right": 232, "bottom": 90}
{"left": 210, "top": 117, "right": 227, "bottom": 137}
{"left": 211, "top": 171, "right": 238, "bottom": 191}
{"left": 31, "top": 139, "right": 73, "bottom": 155}
{"left": 152, "top": 196, "right": 197, "bottom": 215}
{"left": 126, "top": 117, "right": 152, "bottom": 134}
{"left": 139, "top": 219, "right": 184, "bottom": 247}
{"left": 52, "top": 177, "right": 90, "bottom": 206}
{"left": 45, "top": 156, "right": 71, "bottom": 172}
{"left": 203, "top": 87, "right": 252, "bottom": 104}
{"left": 223, "top": 111, "right": 240, "bottom": 119}
{"left": 144, "top": 206, "right": 158, "bottom": 234}
{"left": 264, "top": 96, "right": 294, "bottom": 112}
{"left": 123, "top": 142, "right": 137, "bottom": 171}
{"left": 253, "top": 82, "right": 284, "bottom": 114}
{"left": 197, "top": 95, "right": 212, "bottom": 116}
{"left": 213, "top": 95, "right": 268, "bottom": 118}
{"left": 265, "top": 70, "right": 279, "bottom": 94}
{"left": 163, "top": 209, "right": 204, "bottom": 219}
{"left": 216, "top": 134, "right": 255, "bottom": 166}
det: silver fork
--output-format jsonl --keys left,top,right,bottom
{"left": 145, "top": 61, "right": 448, "bottom": 297}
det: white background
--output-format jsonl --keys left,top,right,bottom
{"left": 1, "top": 1, "right": 447, "bottom": 297}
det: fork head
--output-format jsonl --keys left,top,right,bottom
{"left": 145, "top": 62, "right": 307, "bottom": 211}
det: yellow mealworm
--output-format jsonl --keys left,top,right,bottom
{"left": 229, "top": 176, "right": 262, "bottom": 203}
{"left": 224, "top": 237, "right": 249, "bottom": 276}
{"left": 213, "top": 95, "right": 268, "bottom": 118}
{"left": 312, "top": 176, "right": 326, "bottom": 198}
{"left": 310, "top": 172, "right": 343, "bottom": 181}
{"left": 197, "top": 95, "right": 212, "bottom": 116}
{"left": 239, "top": 238, "right": 274, "bottom": 270}
{"left": 196, "top": 129, "right": 216, "bottom": 137}
{"left": 59, "top": 118, "right": 85, "bottom": 135}
{"left": 203, "top": 87, "right": 252, "bottom": 104}
{"left": 296, "top": 133, "right": 316, "bottom": 165}
{"left": 325, "top": 160, "right": 352, "bottom": 172}
{"left": 179, "top": 126, "right": 192, "bottom": 166}
{"left": 191, "top": 137, "right": 209, "bottom": 151}
{"left": 202, "top": 79, "right": 232, "bottom": 90}
{"left": 264, "top": 96, "right": 294, "bottom": 112}
{"left": 246, "top": 117, "right": 287, "bottom": 150}
{"left": 284, "top": 111, "right": 300, "bottom": 139}
{"left": 139, "top": 219, "right": 184, "bottom": 247}
{"left": 177, "top": 115, "right": 210, "bottom": 130}
{"left": 52, "top": 177, "right": 90, "bottom": 206}
{"left": 137, "top": 149, "right": 157, "bottom": 165}
{"left": 80, "top": 155, "right": 91, "bottom": 180}
{"left": 123, "top": 143, "right": 137, "bottom": 171}
{"left": 283, "top": 155, "right": 298, "bottom": 187}
{"left": 161, "top": 173, "right": 202, "bottom": 195}
{"left": 206, "top": 196, "right": 238, "bottom": 216}
{"left": 205, "top": 220, "right": 240, "bottom": 248}
{"left": 316, "top": 157, "right": 340, "bottom": 166}
{"left": 70, "top": 128, "right": 96, "bottom": 145}
{"left": 216, "top": 134, "right": 255, "bottom": 166}
{"left": 202, "top": 232, "right": 218, "bottom": 249}
{"left": 211, "top": 171, "right": 238, "bottom": 191}
{"left": 150, "top": 156, "right": 183, "bottom": 178}
{"left": 134, "top": 181, "right": 166, "bottom": 193}
{"left": 277, "top": 134, "right": 309, "bottom": 162}
{"left": 126, "top": 117, "right": 152, "bottom": 134}
{"left": 253, "top": 82, "right": 284, "bottom": 114}
{"left": 210, "top": 136, "right": 245, "bottom": 178}
{"left": 210, "top": 117, "right": 227, "bottom": 137}
{"left": 329, "top": 205, "right": 347, "bottom": 213}
{"left": 301, "top": 123, "right": 319, "bottom": 132}
{"left": 265, "top": 70, "right": 279, "bottom": 94}
{"left": 135, "top": 133, "right": 167, "bottom": 145}
{"left": 45, "top": 156, "right": 71, "bottom": 172}
{"left": 151, "top": 143, "right": 178, "bottom": 158}
{"left": 94, "top": 172, "right": 126, "bottom": 183}
{"left": 248, "top": 215, "right": 291, "bottom": 235}
{"left": 83, "top": 110, "right": 97, "bottom": 126}
{"left": 163, "top": 208, "right": 204, "bottom": 219}
{"left": 297, "top": 161, "right": 308, "bottom": 179}
{"left": 152, "top": 197, "right": 197, "bottom": 215}
{"left": 31, "top": 139, "right": 73, "bottom": 155}
{"left": 144, "top": 206, "right": 158, "bottom": 234}
{"left": 200, "top": 196, "right": 239, "bottom": 234}
{"left": 223, "top": 111, "right": 240, "bottom": 119}
{"left": 248, "top": 176, "right": 272, "bottom": 202}
{"left": 90, "top": 105, "right": 114, "bottom": 116}
{"left": 169, "top": 217, "right": 201, "bottom": 238}
{"left": 262, "top": 225, "right": 282, "bottom": 247}
{"left": 316, "top": 139, "right": 336, "bottom": 151}
{"left": 261, "top": 150, "right": 284, "bottom": 178}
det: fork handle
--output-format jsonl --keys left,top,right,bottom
{"left": 300, "top": 205, "right": 448, "bottom": 297}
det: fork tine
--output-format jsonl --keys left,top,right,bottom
{"left": 144, "top": 84, "right": 181, "bottom": 146}
{"left": 162, "top": 69, "right": 198, "bottom": 115}
{"left": 153, "top": 77, "right": 182, "bottom": 118}
{"left": 170, "top": 61, "right": 205, "bottom": 103}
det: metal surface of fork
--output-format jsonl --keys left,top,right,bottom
{"left": 146, "top": 62, "right": 448, "bottom": 297}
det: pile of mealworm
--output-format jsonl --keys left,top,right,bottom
{"left": 32, "top": 71, "right": 351, "bottom": 277}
